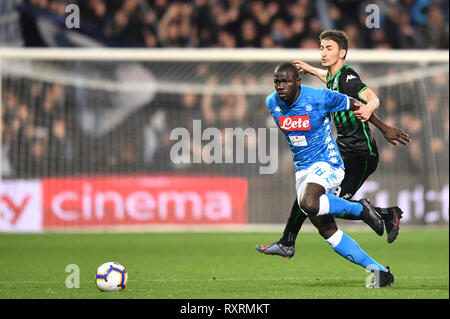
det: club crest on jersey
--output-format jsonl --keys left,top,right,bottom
{"left": 305, "top": 104, "right": 312, "bottom": 112}
{"left": 279, "top": 115, "right": 311, "bottom": 131}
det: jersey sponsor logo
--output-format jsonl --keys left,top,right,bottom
{"left": 289, "top": 135, "right": 308, "bottom": 146}
{"left": 279, "top": 115, "right": 311, "bottom": 131}
{"left": 346, "top": 74, "right": 357, "bottom": 82}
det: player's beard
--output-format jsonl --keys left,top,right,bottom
{"left": 323, "top": 55, "right": 342, "bottom": 71}
{"left": 279, "top": 91, "right": 293, "bottom": 104}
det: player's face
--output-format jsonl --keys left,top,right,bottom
{"left": 274, "top": 71, "right": 300, "bottom": 105}
{"left": 320, "top": 39, "right": 345, "bottom": 67}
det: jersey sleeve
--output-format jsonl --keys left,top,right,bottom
{"left": 265, "top": 92, "right": 278, "bottom": 114}
{"left": 265, "top": 94, "right": 273, "bottom": 108}
{"left": 322, "top": 89, "right": 350, "bottom": 113}
{"left": 339, "top": 68, "right": 367, "bottom": 99}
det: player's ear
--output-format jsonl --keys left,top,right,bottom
{"left": 339, "top": 49, "right": 347, "bottom": 59}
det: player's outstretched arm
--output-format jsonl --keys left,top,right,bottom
{"left": 369, "top": 113, "right": 411, "bottom": 146}
{"left": 326, "top": 91, "right": 368, "bottom": 116}
{"left": 293, "top": 60, "right": 328, "bottom": 83}
{"left": 352, "top": 88, "right": 380, "bottom": 122}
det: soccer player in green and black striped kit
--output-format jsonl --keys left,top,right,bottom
{"left": 257, "top": 30, "right": 411, "bottom": 260}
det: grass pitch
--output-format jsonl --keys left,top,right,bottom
{"left": 0, "top": 229, "right": 448, "bottom": 299}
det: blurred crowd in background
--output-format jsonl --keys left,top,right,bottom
{"left": 0, "top": 0, "right": 449, "bottom": 180}
{"left": 11, "top": 0, "right": 449, "bottom": 49}
{"left": 2, "top": 62, "right": 449, "bottom": 179}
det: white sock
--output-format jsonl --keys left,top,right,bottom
{"left": 326, "top": 229, "right": 343, "bottom": 248}
{"left": 317, "top": 194, "right": 330, "bottom": 216}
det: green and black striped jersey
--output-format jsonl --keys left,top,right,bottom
{"left": 326, "top": 63, "right": 378, "bottom": 158}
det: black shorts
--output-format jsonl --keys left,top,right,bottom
{"left": 338, "top": 154, "right": 379, "bottom": 200}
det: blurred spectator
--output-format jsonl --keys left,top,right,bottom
{"left": 328, "top": 4, "right": 346, "bottom": 30}
{"left": 300, "top": 37, "right": 320, "bottom": 48}
{"left": 397, "top": 11, "right": 426, "bottom": 48}
{"left": 238, "top": 19, "right": 260, "bottom": 47}
{"left": 420, "top": 5, "right": 449, "bottom": 49}
{"left": 344, "top": 23, "right": 366, "bottom": 49}
{"left": 0, "top": 0, "right": 24, "bottom": 46}
{"left": 270, "top": 18, "right": 292, "bottom": 47}
{"left": 81, "top": 0, "right": 108, "bottom": 30}
{"left": 118, "top": 142, "right": 138, "bottom": 172}
{"left": 201, "top": 74, "right": 248, "bottom": 129}
{"left": 370, "top": 29, "right": 391, "bottom": 49}
{"left": 48, "top": 118, "right": 73, "bottom": 174}
{"left": 35, "top": 83, "right": 64, "bottom": 126}
{"left": 260, "top": 33, "right": 275, "bottom": 48}
{"left": 383, "top": 4, "right": 403, "bottom": 49}
{"left": 103, "top": 0, "right": 143, "bottom": 44}
{"left": 158, "top": 2, "right": 193, "bottom": 47}
{"left": 217, "top": 30, "right": 236, "bottom": 48}
{"left": 250, "top": 0, "right": 271, "bottom": 30}
{"left": 142, "top": 27, "right": 158, "bottom": 47}
{"left": 287, "top": 17, "right": 307, "bottom": 47}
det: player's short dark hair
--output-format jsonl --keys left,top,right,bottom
{"left": 274, "top": 62, "right": 299, "bottom": 79}
{"left": 319, "top": 30, "right": 348, "bottom": 57}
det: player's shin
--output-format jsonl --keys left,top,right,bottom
{"left": 279, "top": 199, "right": 307, "bottom": 246}
{"left": 318, "top": 193, "right": 363, "bottom": 218}
{"left": 326, "top": 230, "right": 387, "bottom": 272}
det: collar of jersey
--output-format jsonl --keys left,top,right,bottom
{"left": 327, "top": 63, "right": 347, "bottom": 83}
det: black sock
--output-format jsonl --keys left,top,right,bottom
{"left": 279, "top": 199, "right": 307, "bottom": 246}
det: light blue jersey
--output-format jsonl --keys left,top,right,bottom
{"left": 266, "top": 85, "right": 350, "bottom": 171}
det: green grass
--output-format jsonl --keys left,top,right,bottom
{"left": 0, "top": 229, "right": 448, "bottom": 299}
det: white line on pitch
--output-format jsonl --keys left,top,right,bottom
{"left": 0, "top": 275, "right": 448, "bottom": 285}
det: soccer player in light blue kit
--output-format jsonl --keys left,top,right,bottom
{"left": 258, "top": 62, "right": 394, "bottom": 287}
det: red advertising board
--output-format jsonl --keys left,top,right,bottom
{"left": 0, "top": 180, "right": 42, "bottom": 232}
{"left": 42, "top": 175, "right": 248, "bottom": 228}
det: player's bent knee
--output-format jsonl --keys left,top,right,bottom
{"left": 299, "top": 197, "right": 319, "bottom": 215}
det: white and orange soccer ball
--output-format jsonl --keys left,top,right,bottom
{"left": 95, "top": 262, "right": 128, "bottom": 291}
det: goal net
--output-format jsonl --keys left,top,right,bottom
{"left": 0, "top": 48, "right": 448, "bottom": 232}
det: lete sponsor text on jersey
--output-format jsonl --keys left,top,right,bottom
{"left": 279, "top": 115, "right": 311, "bottom": 131}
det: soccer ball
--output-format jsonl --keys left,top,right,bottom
{"left": 95, "top": 262, "right": 128, "bottom": 291}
